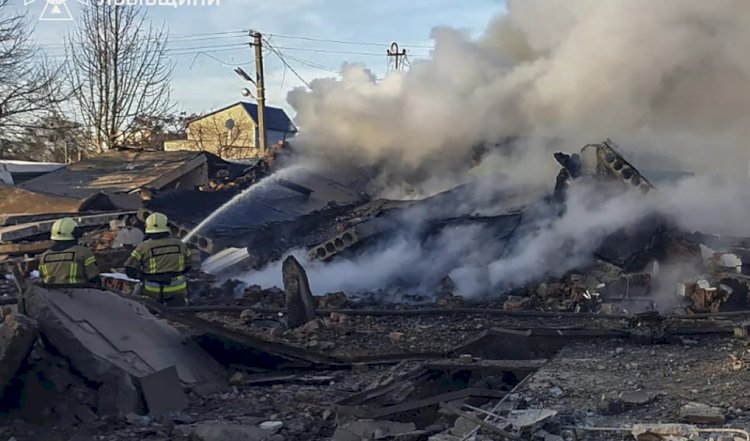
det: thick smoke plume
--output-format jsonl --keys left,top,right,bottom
{"left": 237, "top": 1, "right": 750, "bottom": 303}
{"left": 288, "top": 0, "right": 750, "bottom": 196}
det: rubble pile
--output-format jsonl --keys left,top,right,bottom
{"left": 5, "top": 140, "right": 750, "bottom": 440}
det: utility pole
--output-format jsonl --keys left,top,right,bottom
{"left": 251, "top": 30, "right": 267, "bottom": 153}
{"left": 387, "top": 42, "right": 408, "bottom": 71}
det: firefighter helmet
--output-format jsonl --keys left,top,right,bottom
{"left": 145, "top": 212, "right": 170, "bottom": 234}
{"left": 50, "top": 218, "right": 77, "bottom": 241}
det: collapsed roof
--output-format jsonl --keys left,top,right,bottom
{"left": 19, "top": 150, "right": 210, "bottom": 199}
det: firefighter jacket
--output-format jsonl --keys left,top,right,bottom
{"left": 39, "top": 244, "right": 100, "bottom": 286}
{"left": 124, "top": 237, "right": 191, "bottom": 296}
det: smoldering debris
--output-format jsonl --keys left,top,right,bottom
{"left": 222, "top": 139, "right": 750, "bottom": 318}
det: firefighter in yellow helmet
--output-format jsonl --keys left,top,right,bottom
{"left": 39, "top": 218, "right": 100, "bottom": 286}
{"left": 124, "top": 212, "right": 192, "bottom": 306}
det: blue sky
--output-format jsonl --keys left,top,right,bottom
{"left": 20, "top": 0, "right": 505, "bottom": 117}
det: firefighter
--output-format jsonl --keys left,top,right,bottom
{"left": 39, "top": 218, "right": 100, "bottom": 287}
{"left": 124, "top": 212, "right": 191, "bottom": 306}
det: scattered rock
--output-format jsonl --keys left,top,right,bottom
{"left": 240, "top": 309, "right": 258, "bottom": 323}
{"left": 332, "top": 420, "right": 416, "bottom": 441}
{"left": 229, "top": 371, "right": 249, "bottom": 386}
{"left": 259, "top": 421, "right": 283, "bottom": 432}
{"left": 389, "top": 332, "right": 405, "bottom": 342}
{"left": 458, "top": 354, "right": 473, "bottom": 362}
{"left": 124, "top": 412, "right": 151, "bottom": 426}
{"left": 549, "top": 386, "right": 564, "bottom": 398}
{"left": 299, "top": 319, "right": 320, "bottom": 335}
{"left": 317, "top": 292, "right": 350, "bottom": 309}
{"left": 504, "top": 296, "right": 530, "bottom": 311}
{"left": 506, "top": 409, "right": 557, "bottom": 430}
{"left": 171, "top": 413, "right": 196, "bottom": 424}
{"left": 621, "top": 390, "right": 652, "bottom": 405}
{"left": 329, "top": 312, "right": 351, "bottom": 327}
{"left": 734, "top": 325, "right": 748, "bottom": 340}
{"left": 192, "top": 423, "right": 275, "bottom": 441}
{"left": 436, "top": 296, "right": 464, "bottom": 307}
{"left": 318, "top": 341, "right": 336, "bottom": 351}
{"left": 600, "top": 390, "right": 652, "bottom": 415}
{"left": 679, "top": 402, "right": 725, "bottom": 424}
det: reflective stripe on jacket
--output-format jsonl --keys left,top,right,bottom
{"left": 124, "top": 237, "right": 191, "bottom": 293}
{"left": 143, "top": 275, "right": 187, "bottom": 294}
{"left": 39, "top": 245, "right": 100, "bottom": 285}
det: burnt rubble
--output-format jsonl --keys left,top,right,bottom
{"left": 4, "top": 141, "right": 750, "bottom": 440}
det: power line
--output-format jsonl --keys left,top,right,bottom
{"left": 191, "top": 51, "right": 253, "bottom": 67}
{"left": 165, "top": 42, "right": 247, "bottom": 53}
{"left": 269, "top": 45, "right": 383, "bottom": 57}
{"left": 283, "top": 54, "right": 339, "bottom": 74}
{"left": 266, "top": 32, "right": 434, "bottom": 49}
{"left": 170, "top": 29, "right": 249, "bottom": 39}
{"left": 263, "top": 38, "right": 311, "bottom": 88}
{"left": 36, "top": 32, "right": 249, "bottom": 50}
{"left": 35, "top": 45, "right": 249, "bottom": 59}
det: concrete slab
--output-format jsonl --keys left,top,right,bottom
{"left": 22, "top": 285, "right": 225, "bottom": 389}
{"left": 192, "top": 423, "right": 275, "bottom": 441}
{"left": 283, "top": 256, "right": 316, "bottom": 328}
{"left": 138, "top": 366, "right": 188, "bottom": 416}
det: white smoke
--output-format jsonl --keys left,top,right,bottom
{"left": 288, "top": 0, "right": 750, "bottom": 196}
{"left": 238, "top": 176, "right": 750, "bottom": 298}
{"left": 235, "top": 0, "right": 750, "bottom": 300}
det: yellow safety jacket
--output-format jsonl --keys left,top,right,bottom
{"left": 39, "top": 245, "right": 100, "bottom": 286}
{"left": 124, "top": 237, "right": 191, "bottom": 298}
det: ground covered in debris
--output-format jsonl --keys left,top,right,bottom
{"left": 0, "top": 362, "right": 420, "bottom": 441}
{"left": 195, "top": 311, "right": 628, "bottom": 358}
{"left": 520, "top": 335, "right": 750, "bottom": 434}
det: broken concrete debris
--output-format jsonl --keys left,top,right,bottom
{"left": 282, "top": 255, "right": 317, "bottom": 328}
{"left": 0, "top": 312, "right": 37, "bottom": 394}
{"left": 332, "top": 420, "right": 416, "bottom": 441}
{"left": 15, "top": 285, "right": 224, "bottom": 417}
{"left": 192, "top": 423, "right": 280, "bottom": 441}
{"left": 679, "top": 402, "right": 726, "bottom": 425}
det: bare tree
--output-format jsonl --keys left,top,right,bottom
{"left": 0, "top": 0, "right": 63, "bottom": 153}
{"left": 128, "top": 111, "right": 196, "bottom": 151}
{"left": 8, "top": 113, "right": 95, "bottom": 162}
{"left": 65, "top": 3, "right": 173, "bottom": 153}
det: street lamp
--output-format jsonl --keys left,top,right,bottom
{"left": 234, "top": 67, "right": 255, "bottom": 86}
